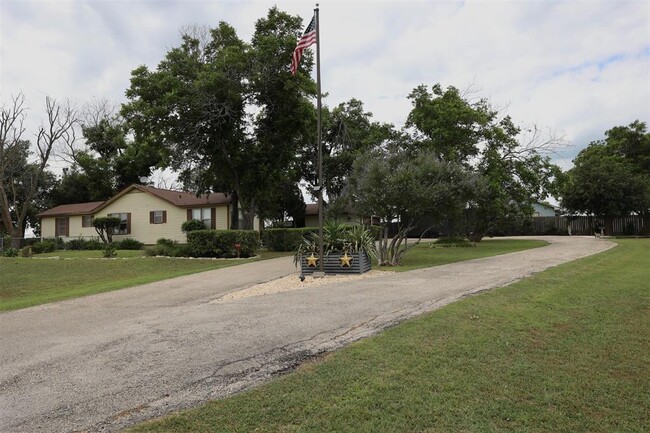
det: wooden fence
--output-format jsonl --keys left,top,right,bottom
{"left": 395, "top": 215, "right": 647, "bottom": 238}
{"left": 530, "top": 216, "right": 645, "bottom": 236}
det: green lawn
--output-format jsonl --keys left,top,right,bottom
{"left": 129, "top": 239, "right": 649, "bottom": 433}
{"left": 0, "top": 250, "right": 291, "bottom": 312}
{"left": 385, "top": 238, "right": 548, "bottom": 271}
{"left": 34, "top": 249, "right": 147, "bottom": 258}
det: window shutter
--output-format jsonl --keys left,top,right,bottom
{"left": 126, "top": 213, "right": 131, "bottom": 235}
{"left": 162, "top": 211, "right": 167, "bottom": 224}
{"left": 149, "top": 211, "right": 154, "bottom": 224}
{"left": 65, "top": 217, "right": 69, "bottom": 237}
{"left": 187, "top": 209, "right": 192, "bottom": 221}
{"left": 211, "top": 208, "right": 216, "bottom": 229}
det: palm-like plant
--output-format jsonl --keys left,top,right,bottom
{"left": 294, "top": 221, "right": 378, "bottom": 266}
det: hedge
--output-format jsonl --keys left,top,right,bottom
{"left": 261, "top": 228, "right": 319, "bottom": 252}
{"left": 65, "top": 238, "right": 103, "bottom": 251}
{"left": 186, "top": 230, "right": 259, "bottom": 258}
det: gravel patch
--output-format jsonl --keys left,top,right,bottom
{"left": 213, "top": 270, "right": 395, "bottom": 302}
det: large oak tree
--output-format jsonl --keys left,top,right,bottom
{"left": 122, "top": 7, "right": 316, "bottom": 229}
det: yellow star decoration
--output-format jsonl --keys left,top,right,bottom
{"left": 306, "top": 253, "right": 319, "bottom": 268}
{"left": 339, "top": 252, "right": 353, "bottom": 268}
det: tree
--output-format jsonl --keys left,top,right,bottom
{"left": 466, "top": 117, "right": 561, "bottom": 240}
{"left": 298, "top": 99, "right": 395, "bottom": 201}
{"left": 122, "top": 8, "right": 316, "bottom": 229}
{"left": 406, "top": 84, "right": 561, "bottom": 240}
{"left": 93, "top": 216, "right": 121, "bottom": 244}
{"left": 562, "top": 121, "right": 650, "bottom": 234}
{"left": 123, "top": 22, "right": 250, "bottom": 227}
{"left": 406, "top": 84, "right": 493, "bottom": 164}
{"left": 340, "top": 149, "right": 473, "bottom": 266}
{"left": 55, "top": 100, "right": 161, "bottom": 204}
{"left": 0, "top": 94, "right": 75, "bottom": 246}
{"left": 245, "top": 8, "right": 317, "bottom": 227}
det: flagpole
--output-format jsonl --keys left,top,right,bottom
{"left": 315, "top": 4, "right": 324, "bottom": 275}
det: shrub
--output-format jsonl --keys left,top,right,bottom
{"left": 187, "top": 230, "right": 259, "bottom": 258}
{"left": 21, "top": 246, "right": 33, "bottom": 258}
{"left": 3, "top": 247, "right": 19, "bottom": 257}
{"left": 65, "top": 238, "right": 104, "bottom": 251}
{"left": 367, "top": 225, "right": 383, "bottom": 240}
{"left": 148, "top": 238, "right": 187, "bottom": 257}
{"left": 103, "top": 244, "right": 117, "bottom": 258}
{"left": 181, "top": 219, "right": 206, "bottom": 233}
{"left": 262, "top": 228, "right": 319, "bottom": 251}
{"left": 23, "top": 238, "right": 41, "bottom": 246}
{"left": 624, "top": 222, "right": 637, "bottom": 236}
{"left": 116, "top": 238, "right": 144, "bottom": 250}
{"left": 31, "top": 238, "right": 58, "bottom": 254}
{"left": 433, "top": 236, "right": 476, "bottom": 248}
{"left": 294, "top": 222, "right": 378, "bottom": 264}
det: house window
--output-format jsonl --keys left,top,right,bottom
{"left": 150, "top": 210, "right": 167, "bottom": 224}
{"left": 108, "top": 213, "right": 131, "bottom": 235}
{"left": 82, "top": 215, "right": 93, "bottom": 228}
{"left": 55, "top": 217, "right": 69, "bottom": 237}
{"left": 191, "top": 208, "right": 212, "bottom": 229}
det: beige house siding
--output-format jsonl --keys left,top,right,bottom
{"left": 305, "top": 215, "right": 318, "bottom": 227}
{"left": 41, "top": 217, "right": 56, "bottom": 238}
{"left": 40, "top": 215, "right": 97, "bottom": 240}
{"left": 96, "top": 189, "right": 231, "bottom": 244}
{"left": 215, "top": 205, "right": 229, "bottom": 230}
{"left": 98, "top": 190, "right": 184, "bottom": 244}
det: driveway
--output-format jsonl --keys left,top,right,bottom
{"left": 0, "top": 236, "right": 614, "bottom": 433}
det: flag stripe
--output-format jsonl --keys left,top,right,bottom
{"left": 291, "top": 15, "right": 317, "bottom": 75}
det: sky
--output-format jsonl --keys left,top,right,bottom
{"left": 1, "top": 0, "right": 649, "bottom": 178}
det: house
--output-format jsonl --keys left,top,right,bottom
{"left": 304, "top": 203, "right": 319, "bottom": 227}
{"left": 532, "top": 202, "right": 556, "bottom": 217}
{"left": 36, "top": 184, "right": 251, "bottom": 245}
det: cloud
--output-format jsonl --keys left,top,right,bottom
{"left": 1, "top": 0, "right": 648, "bottom": 174}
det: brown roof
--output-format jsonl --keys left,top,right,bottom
{"left": 135, "top": 185, "right": 230, "bottom": 207}
{"left": 38, "top": 185, "right": 231, "bottom": 218}
{"left": 36, "top": 201, "right": 105, "bottom": 217}
{"left": 93, "top": 184, "right": 230, "bottom": 213}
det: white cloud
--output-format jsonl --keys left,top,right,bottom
{"left": 1, "top": 0, "right": 648, "bottom": 174}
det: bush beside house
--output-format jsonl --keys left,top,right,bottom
{"left": 262, "top": 228, "right": 319, "bottom": 251}
{"left": 187, "top": 230, "right": 259, "bottom": 258}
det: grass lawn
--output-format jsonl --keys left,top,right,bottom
{"left": 0, "top": 249, "right": 291, "bottom": 312}
{"left": 384, "top": 238, "right": 548, "bottom": 272}
{"left": 128, "top": 239, "right": 649, "bottom": 433}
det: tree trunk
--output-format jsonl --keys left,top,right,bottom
{"left": 230, "top": 191, "right": 239, "bottom": 229}
{"left": 241, "top": 207, "right": 255, "bottom": 230}
{"left": 11, "top": 225, "right": 23, "bottom": 248}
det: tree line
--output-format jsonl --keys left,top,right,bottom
{"left": 1, "top": 6, "right": 648, "bottom": 252}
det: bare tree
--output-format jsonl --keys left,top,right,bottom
{"left": 60, "top": 97, "right": 115, "bottom": 165}
{"left": 0, "top": 94, "right": 77, "bottom": 246}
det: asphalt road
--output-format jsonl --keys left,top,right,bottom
{"left": 0, "top": 236, "right": 614, "bottom": 433}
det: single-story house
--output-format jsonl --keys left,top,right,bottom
{"left": 532, "top": 202, "right": 556, "bottom": 217}
{"left": 304, "top": 203, "right": 320, "bottom": 227}
{"left": 36, "top": 184, "right": 255, "bottom": 245}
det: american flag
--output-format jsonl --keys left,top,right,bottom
{"left": 291, "top": 15, "right": 317, "bottom": 75}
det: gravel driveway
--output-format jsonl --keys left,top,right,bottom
{"left": 0, "top": 236, "right": 614, "bottom": 433}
